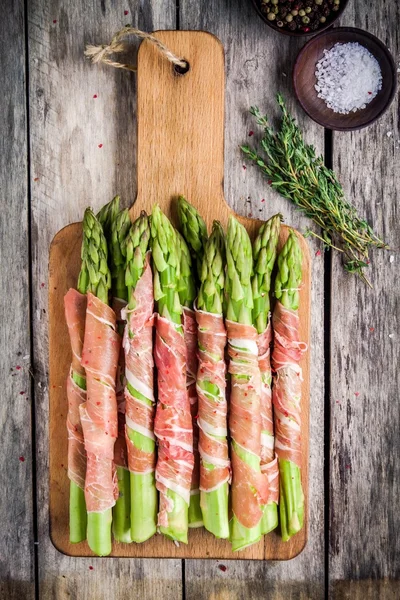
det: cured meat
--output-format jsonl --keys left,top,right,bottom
{"left": 272, "top": 301, "right": 307, "bottom": 467}
{"left": 80, "top": 292, "right": 120, "bottom": 513}
{"left": 257, "top": 323, "right": 279, "bottom": 505}
{"left": 227, "top": 319, "right": 268, "bottom": 529}
{"left": 261, "top": 457, "right": 279, "bottom": 504}
{"left": 113, "top": 296, "right": 128, "bottom": 470}
{"left": 154, "top": 315, "right": 194, "bottom": 524}
{"left": 64, "top": 289, "right": 87, "bottom": 490}
{"left": 196, "top": 308, "right": 230, "bottom": 493}
{"left": 122, "top": 255, "right": 156, "bottom": 475}
{"left": 183, "top": 308, "right": 201, "bottom": 503}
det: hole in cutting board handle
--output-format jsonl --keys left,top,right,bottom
{"left": 174, "top": 60, "right": 190, "bottom": 75}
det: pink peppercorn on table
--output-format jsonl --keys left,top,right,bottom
{"left": 1, "top": 0, "right": 398, "bottom": 598}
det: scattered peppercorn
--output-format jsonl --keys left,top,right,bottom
{"left": 259, "top": 0, "right": 339, "bottom": 32}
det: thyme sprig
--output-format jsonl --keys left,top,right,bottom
{"left": 241, "top": 94, "right": 388, "bottom": 285}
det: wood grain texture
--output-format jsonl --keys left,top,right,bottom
{"left": 0, "top": 1, "right": 34, "bottom": 599}
{"left": 329, "top": 1, "right": 400, "bottom": 597}
{"left": 180, "top": 0, "right": 325, "bottom": 597}
{"left": 28, "top": 1, "right": 182, "bottom": 598}
{"left": 48, "top": 31, "right": 311, "bottom": 561}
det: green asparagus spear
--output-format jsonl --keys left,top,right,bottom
{"left": 97, "top": 195, "right": 120, "bottom": 242}
{"left": 197, "top": 221, "right": 230, "bottom": 538}
{"left": 68, "top": 245, "right": 91, "bottom": 543}
{"left": 151, "top": 205, "right": 182, "bottom": 326}
{"left": 252, "top": 215, "right": 281, "bottom": 535}
{"left": 124, "top": 212, "right": 158, "bottom": 543}
{"left": 274, "top": 230, "right": 304, "bottom": 541}
{"left": 226, "top": 216, "right": 253, "bottom": 325}
{"left": 275, "top": 230, "right": 302, "bottom": 312}
{"left": 151, "top": 205, "right": 191, "bottom": 543}
{"left": 107, "top": 207, "right": 132, "bottom": 543}
{"left": 197, "top": 221, "right": 225, "bottom": 315}
{"left": 252, "top": 215, "right": 282, "bottom": 333}
{"left": 177, "top": 196, "right": 208, "bottom": 280}
{"left": 78, "top": 208, "right": 113, "bottom": 556}
{"left": 226, "top": 216, "right": 264, "bottom": 551}
{"left": 176, "top": 231, "right": 197, "bottom": 309}
{"left": 110, "top": 208, "right": 131, "bottom": 301}
{"left": 78, "top": 209, "right": 111, "bottom": 304}
{"left": 176, "top": 231, "right": 203, "bottom": 528}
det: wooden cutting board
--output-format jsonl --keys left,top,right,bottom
{"left": 49, "top": 31, "right": 311, "bottom": 560}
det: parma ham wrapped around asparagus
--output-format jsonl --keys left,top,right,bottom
{"left": 196, "top": 221, "right": 230, "bottom": 539}
{"left": 226, "top": 216, "right": 268, "bottom": 552}
{"left": 252, "top": 215, "right": 281, "bottom": 535}
{"left": 109, "top": 204, "right": 132, "bottom": 543}
{"left": 78, "top": 209, "right": 120, "bottom": 556}
{"left": 272, "top": 230, "right": 307, "bottom": 541}
{"left": 64, "top": 288, "right": 87, "bottom": 543}
{"left": 176, "top": 231, "right": 203, "bottom": 528}
{"left": 151, "top": 206, "right": 194, "bottom": 543}
{"left": 177, "top": 197, "right": 209, "bottom": 528}
{"left": 123, "top": 212, "right": 157, "bottom": 542}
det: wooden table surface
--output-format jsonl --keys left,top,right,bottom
{"left": 0, "top": 0, "right": 398, "bottom": 598}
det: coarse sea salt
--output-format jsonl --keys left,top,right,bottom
{"left": 315, "top": 42, "right": 382, "bottom": 114}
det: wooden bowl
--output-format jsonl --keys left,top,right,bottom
{"left": 250, "top": 0, "right": 349, "bottom": 37}
{"left": 293, "top": 27, "right": 397, "bottom": 130}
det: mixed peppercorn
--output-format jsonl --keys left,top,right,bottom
{"left": 258, "top": 0, "right": 341, "bottom": 33}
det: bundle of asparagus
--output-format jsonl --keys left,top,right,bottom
{"left": 78, "top": 209, "right": 120, "bottom": 556}
{"left": 272, "top": 230, "right": 306, "bottom": 541}
{"left": 196, "top": 221, "right": 230, "bottom": 539}
{"left": 152, "top": 205, "right": 194, "bottom": 543}
{"left": 64, "top": 198, "right": 309, "bottom": 553}
{"left": 123, "top": 212, "right": 157, "bottom": 542}
{"left": 176, "top": 231, "right": 203, "bottom": 527}
{"left": 64, "top": 282, "right": 88, "bottom": 543}
{"left": 252, "top": 215, "right": 281, "bottom": 535}
{"left": 109, "top": 206, "right": 132, "bottom": 543}
{"left": 225, "top": 216, "right": 268, "bottom": 551}
{"left": 177, "top": 197, "right": 208, "bottom": 527}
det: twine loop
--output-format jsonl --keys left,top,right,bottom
{"left": 84, "top": 26, "right": 187, "bottom": 72}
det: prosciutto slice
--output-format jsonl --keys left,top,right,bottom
{"left": 64, "top": 289, "right": 87, "bottom": 490}
{"left": 154, "top": 315, "right": 194, "bottom": 524}
{"left": 79, "top": 293, "right": 120, "bottom": 513}
{"left": 122, "top": 255, "right": 156, "bottom": 475}
{"left": 227, "top": 320, "right": 268, "bottom": 529}
{"left": 272, "top": 302, "right": 307, "bottom": 467}
{"left": 183, "top": 308, "right": 201, "bottom": 503}
{"left": 258, "top": 323, "right": 279, "bottom": 504}
{"left": 196, "top": 308, "right": 230, "bottom": 493}
{"left": 113, "top": 296, "right": 128, "bottom": 470}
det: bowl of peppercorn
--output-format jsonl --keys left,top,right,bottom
{"left": 250, "top": 0, "right": 349, "bottom": 36}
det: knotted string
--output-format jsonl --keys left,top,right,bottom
{"left": 84, "top": 26, "right": 187, "bottom": 72}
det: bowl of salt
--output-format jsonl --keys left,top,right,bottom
{"left": 293, "top": 27, "right": 397, "bottom": 131}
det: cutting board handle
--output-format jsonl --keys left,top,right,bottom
{"left": 134, "top": 31, "right": 230, "bottom": 227}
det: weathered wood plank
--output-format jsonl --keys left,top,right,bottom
{"left": 0, "top": 2, "right": 35, "bottom": 599}
{"left": 330, "top": 1, "right": 400, "bottom": 598}
{"left": 28, "top": 1, "right": 182, "bottom": 597}
{"left": 180, "top": 1, "right": 325, "bottom": 597}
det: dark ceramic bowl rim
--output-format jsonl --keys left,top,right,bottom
{"left": 249, "top": 0, "right": 349, "bottom": 37}
{"left": 293, "top": 26, "right": 398, "bottom": 131}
